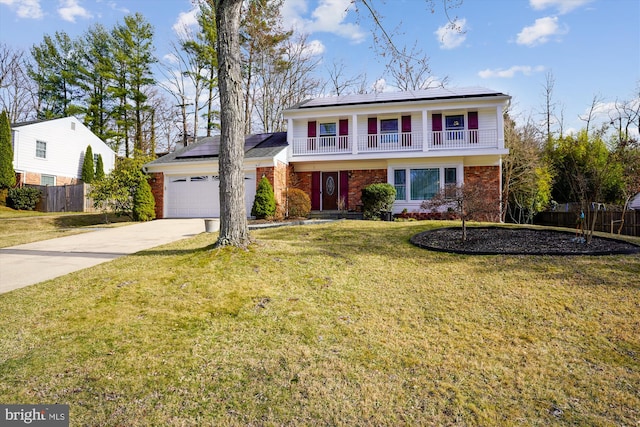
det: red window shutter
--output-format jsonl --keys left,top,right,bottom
{"left": 368, "top": 117, "right": 377, "bottom": 134}
{"left": 339, "top": 170, "right": 349, "bottom": 210}
{"left": 311, "top": 171, "right": 320, "bottom": 210}
{"left": 432, "top": 114, "right": 442, "bottom": 131}
{"left": 401, "top": 115, "right": 411, "bottom": 132}
{"left": 468, "top": 112, "right": 478, "bottom": 129}
{"left": 401, "top": 115, "right": 412, "bottom": 146}
{"left": 339, "top": 119, "right": 348, "bottom": 135}
{"left": 307, "top": 121, "right": 317, "bottom": 137}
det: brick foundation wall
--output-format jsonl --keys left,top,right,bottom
{"left": 149, "top": 172, "right": 164, "bottom": 219}
{"left": 22, "top": 172, "right": 79, "bottom": 186}
{"left": 463, "top": 165, "right": 501, "bottom": 222}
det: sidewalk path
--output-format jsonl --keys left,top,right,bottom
{"left": 0, "top": 219, "right": 209, "bottom": 294}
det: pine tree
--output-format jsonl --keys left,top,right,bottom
{"left": 95, "top": 154, "right": 105, "bottom": 181}
{"left": 82, "top": 145, "right": 95, "bottom": 183}
{"left": 251, "top": 176, "right": 276, "bottom": 219}
{"left": 132, "top": 177, "right": 156, "bottom": 221}
{"left": 0, "top": 110, "right": 16, "bottom": 189}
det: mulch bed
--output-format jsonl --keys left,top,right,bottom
{"left": 410, "top": 227, "right": 640, "bottom": 255}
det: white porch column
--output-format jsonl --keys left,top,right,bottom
{"left": 352, "top": 113, "right": 358, "bottom": 154}
{"left": 422, "top": 109, "right": 429, "bottom": 152}
{"left": 496, "top": 106, "right": 505, "bottom": 149}
{"left": 287, "top": 118, "right": 294, "bottom": 158}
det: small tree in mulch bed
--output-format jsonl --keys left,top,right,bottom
{"left": 421, "top": 182, "right": 498, "bottom": 241}
{"left": 252, "top": 176, "right": 276, "bottom": 219}
{"left": 132, "top": 177, "right": 156, "bottom": 221}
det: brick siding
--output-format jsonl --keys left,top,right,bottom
{"left": 463, "top": 165, "right": 501, "bottom": 221}
{"left": 22, "top": 172, "right": 79, "bottom": 186}
{"left": 149, "top": 172, "right": 164, "bottom": 219}
{"left": 257, "top": 161, "right": 289, "bottom": 207}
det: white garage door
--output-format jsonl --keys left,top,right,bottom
{"left": 165, "top": 173, "right": 256, "bottom": 218}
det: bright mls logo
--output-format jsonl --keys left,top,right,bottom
{"left": 1, "top": 405, "right": 69, "bottom": 426}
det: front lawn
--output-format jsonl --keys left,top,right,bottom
{"left": 0, "top": 221, "right": 638, "bottom": 425}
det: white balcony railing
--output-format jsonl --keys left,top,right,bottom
{"left": 357, "top": 132, "right": 423, "bottom": 152}
{"left": 291, "top": 129, "right": 498, "bottom": 156}
{"left": 428, "top": 129, "right": 498, "bottom": 149}
{"left": 292, "top": 136, "right": 352, "bottom": 155}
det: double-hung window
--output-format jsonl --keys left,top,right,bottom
{"left": 380, "top": 118, "right": 398, "bottom": 143}
{"left": 319, "top": 122, "right": 336, "bottom": 146}
{"left": 444, "top": 167, "right": 457, "bottom": 198}
{"left": 394, "top": 170, "right": 406, "bottom": 200}
{"left": 36, "top": 140, "right": 47, "bottom": 158}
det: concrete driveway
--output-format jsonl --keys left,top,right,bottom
{"left": 0, "top": 219, "right": 211, "bottom": 294}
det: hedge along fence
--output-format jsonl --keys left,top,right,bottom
{"left": 535, "top": 210, "right": 640, "bottom": 237}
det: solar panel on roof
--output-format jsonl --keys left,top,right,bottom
{"left": 175, "top": 137, "right": 220, "bottom": 159}
{"left": 290, "top": 87, "right": 506, "bottom": 110}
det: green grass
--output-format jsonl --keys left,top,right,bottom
{"left": 0, "top": 220, "right": 638, "bottom": 426}
{"left": 0, "top": 208, "right": 132, "bottom": 247}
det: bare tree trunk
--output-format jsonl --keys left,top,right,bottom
{"left": 214, "top": 0, "right": 250, "bottom": 248}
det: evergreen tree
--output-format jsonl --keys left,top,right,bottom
{"left": 111, "top": 13, "right": 157, "bottom": 156}
{"left": 28, "top": 31, "right": 82, "bottom": 119}
{"left": 251, "top": 176, "right": 276, "bottom": 219}
{"left": 0, "top": 110, "right": 16, "bottom": 189}
{"left": 132, "top": 176, "right": 156, "bottom": 221}
{"left": 82, "top": 145, "right": 95, "bottom": 183}
{"left": 79, "top": 24, "right": 116, "bottom": 143}
{"left": 95, "top": 154, "right": 105, "bottom": 181}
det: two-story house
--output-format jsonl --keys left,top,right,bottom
{"left": 11, "top": 116, "right": 116, "bottom": 186}
{"left": 145, "top": 87, "right": 510, "bottom": 220}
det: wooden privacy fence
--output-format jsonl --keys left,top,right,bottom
{"left": 535, "top": 210, "right": 640, "bottom": 237}
{"left": 31, "top": 184, "right": 97, "bottom": 213}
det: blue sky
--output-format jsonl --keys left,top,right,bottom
{"left": 1, "top": 0, "right": 638, "bottom": 135}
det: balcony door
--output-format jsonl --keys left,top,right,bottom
{"left": 322, "top": 172, "right": 338, "bottom": 210}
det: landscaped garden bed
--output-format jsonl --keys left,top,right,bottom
{"left": 411, "top": 226, "right": 640, "bottom": 255}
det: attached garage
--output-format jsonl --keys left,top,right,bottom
{"left": 164, "top": 173, "right": 256, "bottom": 218}
{"left": 144, "top": 132, "right": 288, "bottom": 219}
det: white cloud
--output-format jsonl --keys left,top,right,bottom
{"left": 303, "top": 39, "right": 326, "bottom": 57}
{"left": 0, "top": 0, "right": 43, "bottom": 19}
{"left": 282, "top": 0, "right": 366, "bottom": 44}
{"left": 58, "top": 0, "right": 92, "bottom": 23}
{"left": 478, "top": 65, "right": 545, "bottom": 79}
{"left": 172, "top": 8, "right": 199, "bottom": 39}
{"left": 516, "top": 16, "right": 567, "bottom": 46}
{"left": 372, "top": 78, "right": 387, "bottom": 93}
{"left": 530, "top": 0, "right": 593, "bottom": 14}
{"left": 434, "top": 18, "right": 467, "bottom": 50}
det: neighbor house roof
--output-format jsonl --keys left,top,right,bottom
{"left": 285, "top": 86, "right": 510, "bottom": 111}
{"left": 146, "top": 132, "right": 288, "bottom": 166}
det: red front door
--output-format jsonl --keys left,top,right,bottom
{"left": 322, "top": 172, "right": 338, "bottom": 210}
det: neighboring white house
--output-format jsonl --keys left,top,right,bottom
{"left": 630, "top": 193, "right": 640, "bottom": 210}
{"left": 11, "top": 116, "right": 116, "bottom": 186}
{"left": 145, "top": 87, "right": 511, "bottom": 219}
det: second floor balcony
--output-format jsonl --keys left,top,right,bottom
{"left": 291, "top": 129, "right": 500, "bottom": 156}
